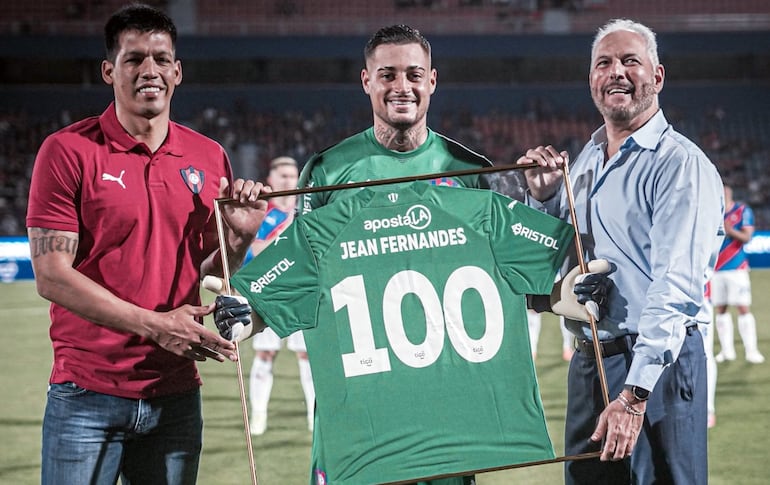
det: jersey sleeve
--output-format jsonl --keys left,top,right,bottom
{"left": 26, "top": 134, "right": 82, "bottom": 232}
{"left": 297, "top": 152, "right": 329, "bottom": 215}
{"left": 489, "top": 195, "right": 574, "bottom": 295}
{"left": 230, "top": 219, "right": 320, "bottom": 337}
{"left": 743, "top": 204, "right": 755, "bottom": 228}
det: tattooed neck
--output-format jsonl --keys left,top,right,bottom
{"left": 374, "top": 125, "right": 427, "bottom": 152}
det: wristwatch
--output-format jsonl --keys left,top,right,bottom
{"left": 625, "top": 385, "right": 650, "bottom": 402}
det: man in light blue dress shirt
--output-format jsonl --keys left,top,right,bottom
{"left": 518, "top": 19, "right": 724, "bottom": 485}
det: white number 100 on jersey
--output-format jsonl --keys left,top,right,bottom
{"left": 332, "top": 265, "right": 505, "bottom": 378}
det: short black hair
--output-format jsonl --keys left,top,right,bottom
{"left": 104, "top": 3, "right": 177, "bottom": 62}
{"left": 364, "top": 24, "right": 431, "bottom": 61}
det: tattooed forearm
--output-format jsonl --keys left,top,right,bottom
{"left": 28, "top": 228, "right": 78, "bottom": 258}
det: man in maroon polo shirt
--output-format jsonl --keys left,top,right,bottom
{"left": 26, "top": 5, "right": 268, "bottom": 484}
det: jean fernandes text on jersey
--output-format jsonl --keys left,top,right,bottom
{"left": 340, "top": 220, "right": 560, "bottom": 260}
{"left": 340, "top": 228, "right": 467, "bottom": 260}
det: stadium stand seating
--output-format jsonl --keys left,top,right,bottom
{"left": 2, "top": 0, "right": 769, "bottom": 35}
{"left": 1, "top": 0, "right": 769, "bottom": 233}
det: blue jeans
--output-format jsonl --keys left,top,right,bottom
{"left": 41, "top": 382, "right": 202, "bottom": 485}
{"left": 564, "top": 327, "right": 707, "bottom": 485}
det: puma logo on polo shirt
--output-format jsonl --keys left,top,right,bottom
{"left": 102, "top": 170, "right": 126, "bottom": 189}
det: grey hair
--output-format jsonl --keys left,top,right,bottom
{"left": 591, "top": 19, "right": 659, "bottom": 67}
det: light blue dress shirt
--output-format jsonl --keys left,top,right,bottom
{"left": 532, "top": 109, "right": 724, "bottom": 390}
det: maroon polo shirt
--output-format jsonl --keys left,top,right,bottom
{"left": 27, "top": 102, "right": 233, "bottom": 398}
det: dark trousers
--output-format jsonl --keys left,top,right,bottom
{"left": 564, "top": 327, "right": 707, "bottom": 485}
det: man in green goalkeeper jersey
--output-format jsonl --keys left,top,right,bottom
{"left": 210, "top": 24, "right": 611, "bottom": 485}
{"left": 297, "top": 24, "right": 493, "bottom": 213}
{"left": 295, "top": 25, "right": 491, "bottom": 484}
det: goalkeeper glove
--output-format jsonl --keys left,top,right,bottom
{"left": 203, "top": 275, "right": 259, "bottom": 342}
{"left": 551, "top": 259, "right": 612, "bottom": 322}
{"left": 214, "top": 294, "right": 254, "bottom": 342}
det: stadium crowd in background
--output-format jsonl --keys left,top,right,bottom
{"left": 3, "top": 101, "right": 769, "bottom": 237}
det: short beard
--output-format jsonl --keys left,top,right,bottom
{"left": 595, "top": 83, "right": 657, "bottom": 124}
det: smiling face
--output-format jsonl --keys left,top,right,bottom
{"left": 101, "top": 29, "right": 181, "bottom": 123}
{"left": 589, "top": 29, "right": 664, "bottom": 129}
{"left": 361, "top": 42, "right": 436, "bottom": 135}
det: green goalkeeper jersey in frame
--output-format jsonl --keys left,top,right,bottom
{"left": 231, "top": 183, "right": 574, "bottom": 484}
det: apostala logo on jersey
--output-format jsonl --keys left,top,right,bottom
{"left": 511, "top": 222, "right": 560, "bottom": 250}
{"left": 363, "top": 204, "right": 431, "bottom": 233}
{"left": 249, "top": 258, "right": 295, "bottom": 293}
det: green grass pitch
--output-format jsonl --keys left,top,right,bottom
{"left": 1, "top": 273, "right": 769, "bottom": 484}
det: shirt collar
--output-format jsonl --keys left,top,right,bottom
{"left": 589, "top": 109, "right": 668, "bottom": 152}
{"left": 99, "top": 102, "right": 181, "bottom": 156}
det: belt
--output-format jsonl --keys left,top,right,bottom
{"left": 575, "top": 325, "right": 698, "bottom": 359}
{"left": 575, "top": 334, "right": 637, "bottom": 359}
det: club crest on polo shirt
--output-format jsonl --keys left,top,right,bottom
{"left": 180, "top": 166, "right": 205, "bottom": 194}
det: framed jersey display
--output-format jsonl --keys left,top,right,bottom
{"left": 231, "top": 182, "right": 575, "bottom": 484}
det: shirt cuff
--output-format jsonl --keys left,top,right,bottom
{"left": 525, "top": 190, "right": 561, "bottom": 216}
{"left": 626, "top": 353, "right": 666, "bottom": 392}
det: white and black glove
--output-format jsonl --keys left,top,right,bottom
{"left": 551, "top": 259, "right": 612, "bottom": 322}
{"left": 202, "top": 275, "right": 257, "bottom": 342}
{"left": 214, "top": 294, "right": 254, "bottom": 342}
